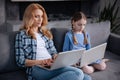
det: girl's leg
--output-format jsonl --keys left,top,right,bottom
{"left": 93, "top": 60, "right": 107, "bottom": 70}
{"left": 32, "top": 66, "right": 85, "bottom": 80}
{"left": 82, "top": 65, "right": 95, "bottom": 74}
{"left": 93, "top": 58, "right": 109, "bottom": 70}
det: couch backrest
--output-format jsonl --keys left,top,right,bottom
{"left": 0, "top": 31, "right": 21, "bottom": 73}
{"left": 85, "top": 21, "right": 110, "bottom": 47}
{"left": 0, "top": 21, "right": 110, "bottom": 73}
{"left": 51, "top": 28, "right": 69, "bottom": 52}
{"left": 51, "top": 21, "right": 110, "bottom": 52}
{"left": 0, "top": 22, "right": 13, "bottom": 32}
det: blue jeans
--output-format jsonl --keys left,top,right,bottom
{"left": 31, "top": 66, "right": 91, "bottom": 80}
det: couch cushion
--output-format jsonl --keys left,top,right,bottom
{"left": 91, "top": 51, "right": 120, "bottom": 80}
{"left": 107, "top": 33, "right": 120, "bottom": 56}
{"left": 51, "top": 28, "right": 69, "bottom": 52}
{"left": 0, "top": 70, "right": 26, "bottom": 80}
{"left": 0, "top": 31, "right": 21, "bottom": 73}
{"left": 0, "top": 22, "right": 13, "bottom": 32}
{"left": 86, "top": 21, "right": 110, "bottom": 47}
{"left": 0, "top": 33, "right": 10, "bottom": 71}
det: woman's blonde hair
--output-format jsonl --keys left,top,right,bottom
{"left": 20, "top": 3, "right": 53, "bottom": 39}
{"left": 71, "top": 12, "right": 88, "bottom": 45}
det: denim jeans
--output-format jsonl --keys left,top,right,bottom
{"left": 31, "top": 66, "right": 92, "bottom": 80}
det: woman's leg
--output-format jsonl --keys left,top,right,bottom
{"left": 83, "top": 74, "right": 92, "bottom": 80}
{"left": 32, "top": 66, "right": 85, "bottom": 80}
{"left": 50, "top": 71, "right": 83, "bottom": 80}
{"left": 51, "top": 68, "right": 92, "bottom": 80}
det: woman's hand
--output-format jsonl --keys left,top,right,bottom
{"left": 52, "top": 54, "right": 58, "bottom": 60}
{"left": 39, "top": 58, "right": 53, "bottom": 67}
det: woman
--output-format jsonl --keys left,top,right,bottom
{"left": 15, "top": 3, "right": 91, "bottom": 80}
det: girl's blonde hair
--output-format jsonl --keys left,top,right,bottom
{"left": 20, "top": 3, "right": 53, "bottom": 39}
{"left": 71, "top": 12, "right": 88, "bottom": 45}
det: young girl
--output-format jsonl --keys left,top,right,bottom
{"left": 63, "top": 11, "right": 108, "bottom": 74}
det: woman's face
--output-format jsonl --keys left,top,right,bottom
{"left": 32, "top": 9, "right": 43, "bottom": 28}
{"left": 72, "top": 18, "right": 87, "bottom": 32}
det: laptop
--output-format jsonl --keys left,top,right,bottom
{"left": 37, "top": 48, "right": 85, "bottom": 70}
{"left": 79, "top": 43, "right": 107, "bottom": 68}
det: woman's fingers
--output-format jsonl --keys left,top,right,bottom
{"left": 53, "top": 54, "right": 58, "bottom": 60}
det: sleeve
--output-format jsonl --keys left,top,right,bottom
{"left": 86, "top": 33, "right": 91, "bottom": 50}
{"left": 15, "top": 32, "right": 26, "bottom": 67}
{"left": 62, "top": 33, "right": 70, "bottom": 52}
{"left": 48, "top": 39, "right": 58, "bottom": 55}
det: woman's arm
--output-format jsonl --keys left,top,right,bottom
{"left": 25, "top": 59, "right": 41, "bottom": 67}
{"left": 48, "top": 39, "right": 57, "bottom": 54}
{"left": 25, "top": 59, "right": 53, "bottom": 67}
{"left": 15, "top": 33, "right": 26, "bottom": 67}
{"left": 15, "top": 32, "right": 52, "bottom": 67}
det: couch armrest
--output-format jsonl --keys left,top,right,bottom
{"left": 107, "top": 33, "right": 120, "bottom": 56}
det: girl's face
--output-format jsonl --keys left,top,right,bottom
{"left": 32, "top": 9, "right": 43, "bottom": 28}
{"left": 72, "top": 18, "right": 87, "bottom": 32}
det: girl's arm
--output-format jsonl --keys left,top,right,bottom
{"left": 63, "top": 33, "right": 70, "bottom": 51}
{"left": 86, "top": 33, "right": 91, "bottom": 50}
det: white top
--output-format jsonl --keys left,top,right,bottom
{"left": 35, "top": 32, "right": 51, "bottom": 60}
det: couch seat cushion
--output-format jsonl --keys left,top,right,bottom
{"left": 90, "top": 51, "right": 120, "bottom": 80}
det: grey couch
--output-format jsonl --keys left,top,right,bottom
{"left": 0, "top": 21, "right": 120, "bottom": 80}
{"left": 51, "top": 21, "right": 120, "bottom": 80}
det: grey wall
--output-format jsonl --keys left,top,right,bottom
{"left": 0, "top": 0, "right": 5, "bottom": 25}
{"left": 0, "top": 0, "right": 120, "bottom": 32}
{"left": 6, "top": 0, "right": 19, "bottom": 21}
